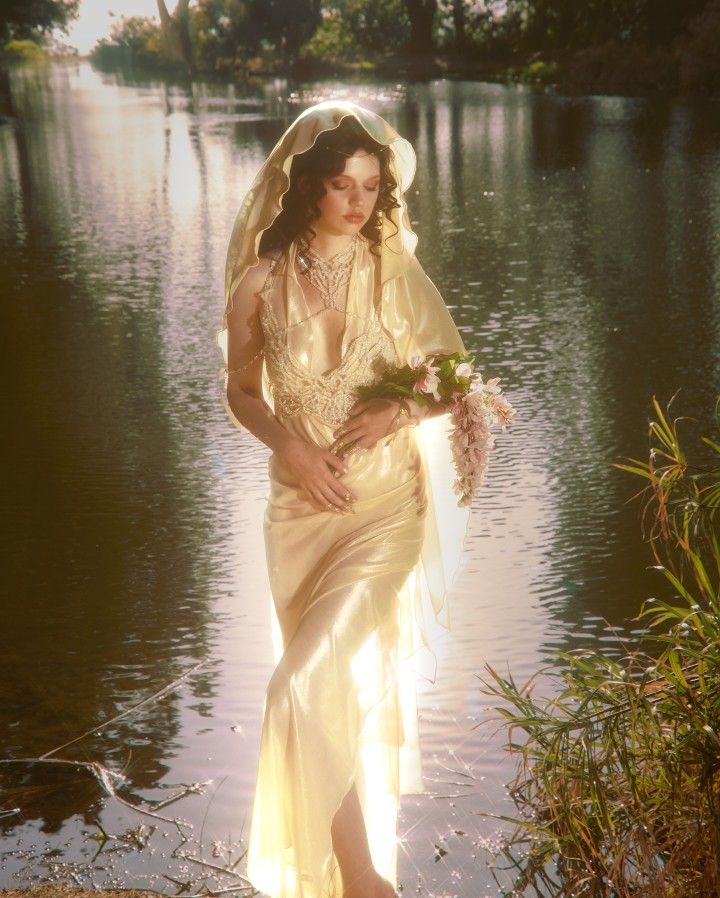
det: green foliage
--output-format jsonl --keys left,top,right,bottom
{"left": 299, "top": 11, "right": 357, "bottom": 63}
{"left": 482, "top": 394, "right": 720, "bottom": 897}
{"left": 524, "top": 58, "right": 558, "bottom": 81}
{"left": 356, "top": 351, "right": 474, "bottom": 407}
{"left": 463, "top": 1, "right": 526, "bottom": 60}
{"left": 245, "top": 0, "right": 323, "bottom": 58}
{"left": 458, "top": 0, "right": 720, "bottom": 95}
{"left": 299, "top": 0, "right": 410, "bottom": 62}
{"left": 505, "top": 57, "right": 560, "bottom": 84}
{"left": 89, "top": 16, "right": 164, "bottom": 70}
{"left": 187, "top": 0, "right": 248, "bottom": 74}
{"left": 104, "top": 16, "right": 162, "bottom": 55}
{"left": 89, "top": 0, "right": 321, "bottom": 76}
{"left": 614, "top": 393, "right": 720, "bottom": 572}
{"left": 189, "top": 0, "right": 323, "bottom": 72}
{"left": 89, "top": 0, "right": 323, "bottom": 75}
{"left": 506, "top": 0, "right": 709, "bottom": 53}
{"left": 0, "top": 0, "right": 80, "bottom": 45}
{"left": 2, "top": 38, "right": 48, "bottom": 63}
{"left": 77, "top": 0, "right": 720, "bottom": 92}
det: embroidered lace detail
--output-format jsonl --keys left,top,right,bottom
{"left": 259, "top": 295, "right": 398, "bottom": 427}
{"left": 297, "top": 234, "right": 357, "bottom": 311}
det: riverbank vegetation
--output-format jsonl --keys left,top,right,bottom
{"left": 0, "top": 0, "right": 79, "bottom": 64}
{"left": 87, "top": 0, "right": 720, "bottom": 96}
{"left": 483, "top": 393, "right": 720, "bottom": 897}
{"left": 2, "top": 0, "right": 720, "bottom": 96}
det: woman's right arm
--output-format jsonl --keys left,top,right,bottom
{"left": 225, "top": 261, "right": 296, "bottom": 456}
{"left": 225, "top": 263, "right": 357, "bottom": 512}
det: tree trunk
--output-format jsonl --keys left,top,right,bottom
{"left": 403, "top": 0, "right": 437, "bottom": 54}
{"left": 452, "top": 0, "right": 466, "bottom": 50}
{"left": 156, "top": 0, "right": 194, "bottom": 74}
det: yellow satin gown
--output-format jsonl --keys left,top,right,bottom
{"left": 246, "top": 236, "right": 431, "bottom": 898}
{"left": 217, "top": 100, "right": 472, "bottom": 898}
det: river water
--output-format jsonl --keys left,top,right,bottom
{"left": 1, "top": 61, "right": 719, "bottom": 896}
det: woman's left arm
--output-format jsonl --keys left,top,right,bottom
{"left": 330, "top": 393, "right": 449, "bottom": 457}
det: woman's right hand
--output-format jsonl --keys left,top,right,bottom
{"left": 276, "top": 437, "right": 358, "bottom": 512}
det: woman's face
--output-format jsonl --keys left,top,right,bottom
{"left": 313, "top": 149, "right": 381, "bottom": 237}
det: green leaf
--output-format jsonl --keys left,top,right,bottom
{"left": 613, "top": 462, "right": 652, "bottom": 480}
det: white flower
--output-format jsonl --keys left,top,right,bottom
{"left": 413, "top": 365, "right": 441, "bottom": 401}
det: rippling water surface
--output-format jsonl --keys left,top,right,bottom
{"left": 1, "top": 62, "right": 719, "bottom": 896}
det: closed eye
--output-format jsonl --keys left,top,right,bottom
{"left": 331, "top": 181, "right": 381, "bottom": 191}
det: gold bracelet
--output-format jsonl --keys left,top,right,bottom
{"left": 398, "top": 398, "right": 419, "bottom": 427}
{"left": 386, "top": 398, "right": 420, "bottom": 436}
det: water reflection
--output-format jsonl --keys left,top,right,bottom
{"left": 0, "top": 61, "right": 719, "bottom": 895}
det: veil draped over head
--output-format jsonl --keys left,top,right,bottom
{"left": 218, "top": 99, "right": 470, "bottom": 677}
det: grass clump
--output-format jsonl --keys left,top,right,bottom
{"left": 483, "top": 392, "right": 720, "bottom": 898}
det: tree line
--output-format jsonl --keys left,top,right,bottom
{"left": 1, "top": 0, "right": 719, "bottom": 94}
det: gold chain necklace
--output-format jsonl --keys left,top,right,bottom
{"left": 296, "top": 235, "right": 357, "bottom": 312}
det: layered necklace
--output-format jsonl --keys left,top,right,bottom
{"left": 296, "top": 234, "right": 358, "bottom": 312}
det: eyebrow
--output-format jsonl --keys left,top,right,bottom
{"left": 331, "top": 173, "right": 381, "bottom": 183}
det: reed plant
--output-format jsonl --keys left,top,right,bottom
{"left": 483, "top": 393, "right": 720, "bottom": 898}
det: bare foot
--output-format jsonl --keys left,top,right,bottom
{"left": 343, "top": 867, "right": 397, "bottom": 898}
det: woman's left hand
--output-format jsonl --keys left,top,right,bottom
{"left": 330, "top": 398, "right": 401, "bottom": 456}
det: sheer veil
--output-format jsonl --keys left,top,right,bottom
{"left": 218, "top": 99, "right": 471, "bottom": 679}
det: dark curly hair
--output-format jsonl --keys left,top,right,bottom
{"left": 258, "top": 115, "right": 401, "bottom": 259}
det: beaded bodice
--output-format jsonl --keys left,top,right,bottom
{"left": 259, "top": 265, "right": 398, "bottom": 427}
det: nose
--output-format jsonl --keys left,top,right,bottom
{"left": 349, "top": 187, "right": 363, "bottom": 208}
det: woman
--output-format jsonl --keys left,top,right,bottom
{"left": 218, "top": 100, "right": 471, "bottom": 898}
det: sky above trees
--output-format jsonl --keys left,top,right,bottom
{"left": 60, "top": 0, "right": 157, "bottom": 52}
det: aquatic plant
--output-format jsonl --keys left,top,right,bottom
{"left": 482, "top": 392, "right": 720, "bottom": 898}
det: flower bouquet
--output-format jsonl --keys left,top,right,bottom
{"left": 356, "top": 351, "right": 515, "bottom": 507}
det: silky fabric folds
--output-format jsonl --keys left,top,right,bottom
{"left": 217, "top": 100, "right": 472, "bottom": 898}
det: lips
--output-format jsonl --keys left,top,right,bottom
{"left": 344, "top": 214, "right": 365, "bottom": 223}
